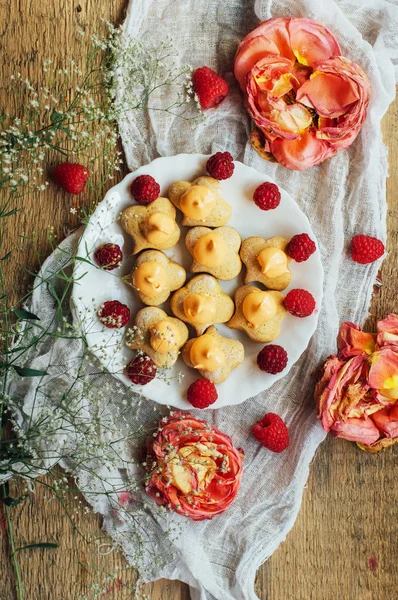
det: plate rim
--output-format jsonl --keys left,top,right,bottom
{"left": 72, "top": 153, "right": 324, "bottom": 409}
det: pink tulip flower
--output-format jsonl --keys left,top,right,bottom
{"left": 315, "top": 315, "right": 398, "bottom": 452}
{"left": 145, "top": 412, "right": 243, "bottom": 520}
{"left": 234, "top": 18, "right": 370, "bottom": 170}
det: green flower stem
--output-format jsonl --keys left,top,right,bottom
{"left": 3, "top": 485, "right": 24, "bottom": 600}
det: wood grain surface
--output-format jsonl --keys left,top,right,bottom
{"left": 0, "top": 1, "right": 397, "bottom": 599}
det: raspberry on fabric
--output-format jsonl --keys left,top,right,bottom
{"left": 130, "top": 174, "right": 160, "bottom": 204}
{"left": 286, "top": 233, "right": 316, "bottom": 262}
{"left": 192, "top": 67, "right": 229, "bottom": 109}
{"left": 252, "top": 413, "right": 289, "bottom": 453}
{"left": 206, "top": 152, "right": 235, "bottom": 180}
{"left": 97, "top": 300, "right": 130, "bottom": 329}
{"left": 126, "top": 355, "right": 157, "bottom": 385}
{"left": 253, "top": 182, "right": 281, "bottom": 210}
{"left": 52, "top": 163, "right": 89, "bottom": 195}
{"left": 187, "top": 378, "right": 218, "bottom": 409}
{"left": 94, "top": 243, "right": 123, "bottom": 271}
{"left": 351, "top": 234, "right": 385, "bottom": 264}
{"left": 284, "top": 289, "right": 316, "bottom": 318}
{"left": 257, "top": 344, "right": 288, "bottom": 374}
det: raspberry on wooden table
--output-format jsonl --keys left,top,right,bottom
{"left": 126, "top": 355, "right": 157, "bottom": 385}
{"left": 253, "top": 182, "right": 281, "bottom": 210}
{"left": 252, "top": 413, "right": 289, "bottom": 453}
{"left": 192, "top": 67, "right": 229, "bottom": 109}
{"left": 187, "top": 378, "right": 218, "bottom": 409}
{"left": 97, "top": 300, "right": 130, "bottom": 329}
{"left": 286, "top": 233, "right": 316, "bottom": 262}
{"left": 257, "top": 344, "right": 288, "bottom": 374}
{"left": 130, "top": 174, "right": 160, "bottom": 204}
{"left": 52, "top": 163, "right": 89, "bottom": 195}
{"left": 94, "top": 243, "right": 123, "bottom": 271}
{"left": 206, "top": 152, "right": 235, "bottom": 180}
{"left": 351, "top": 234, "right": 385, "bottom": 264}
{"left": 284, "top": 289, "right": 316, "bottom": 318}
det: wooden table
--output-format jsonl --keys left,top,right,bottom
{"left": 1, "top": 2, "right": 397, "bottom": 599}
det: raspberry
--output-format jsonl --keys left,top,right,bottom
{"left": 206, "top": 152, "right": 234, "bottom": 180}
{"left": 253, "top": 182, "right": 281, "bottom": 210}
{"left": 192, "top": 67, "right": 229, "bottom": 109}
{"left": 351, "top": 234, "right": 385, "bottom": 264}
{"left": 126, "top": 355, "right": 157, "bottom": 385}
{"left": 130, "top": 175, "right": 160, "bottom": 204}
{"left": 94, "top": 243, "right": 123, "bottom": 271}
{"left": 52, "top": 163, "right": 89, "bottom": 195}
{"left": 187, "top": 378, "right": 218, "bottom": 409}
{"left": 257, "top": 344, "right": 288, "bottom": 374}
{"left": 286, "top": 233, "right": 316, "bottom": 262}
{"left": 252, "top": 413, "right": 289, "bottom": 453}
{"left": 97, "top": 300, "right": 130, "bottom": 328}
{"left": 284, "top": 289, "right": 316, "bottom": 318}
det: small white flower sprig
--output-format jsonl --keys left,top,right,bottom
{"left": 0, "top": 19, "right": 200, "bottom": 600}
{"left": 0, "top": 19, "right": 199, "bottom": 221}
{"left": 1, "top": 241, "right": 184, "bottom": 598}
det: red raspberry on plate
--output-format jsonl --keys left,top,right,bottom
{"left": 206, "top": 152, "right": 234, "bottom": 180}
{"left": 351, "top": 234, "right": 385, "bottom": 264}
{"left": 284, "top": 289, "right": 316, "bottom": 318}
{"left": 286, "top": 233, "right": 316, "bottom": 262}
{"left": 257, "top": 344, "right": 288, "bottom": 374}
{"left": 187, "top": 378, "right": 218, "bottom": 409}
{"left": 192, "top": 67, "right": 229, "bottom": 109}
{"left": 252, "top": 413, "right": 289, "bottom": 453}
{"left": 253, "top": 182, "right": 281, "bottom": 210}
{"left": 52, "top": 162, "right": 89, "bottom": 195}
{"left": 97, "top": 300, "right": 130, "bottom": 328}
{"left": 130, "top": 174, "right": 160, "bottom": 204}
{"left": 94, "top": 243, "right": 123, "bottom": 271}
{"left": 126, "top": 355, "right": 157, "bottom": 385}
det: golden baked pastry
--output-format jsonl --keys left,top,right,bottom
{"left": 240, "top": 236, "right": 291, "bottom": 291}
{"left": 185, "top": 226, "right": 242, "bottom": 281}
{"left": 170, "top": 274, "right": 235, "bottom": 335}
{"left": 126, "top": 307, "right": 189, "bottom": 368}
{"left": 227, "top": 284, "right": 286, "bottom": 342}
{"left": 182, "top": 325, "right": 244, "bottom": 384}
{"left": 123, "top": 250, "right": 186, "bottom": 306}
{"left": 121, "top": 197, "right": 180, "bottom": 254}
{"left": 168, "top": 176, "right": 232, "bottom": 227}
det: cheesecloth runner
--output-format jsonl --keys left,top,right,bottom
{"left": 3, "top": 1, "right": 398, "bottom": 599}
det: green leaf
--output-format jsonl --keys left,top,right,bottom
{"left": 0, "top": 208, "right": 20, "bottom": 218}
{"left": 1, "top": 494, "right": 28, "bottom": 507}
{"left": 50, "top": 109, "right": 63, "bottom": 124}
{"left": 14, "top": 542, "right": 59, "bottom": 553}
{"left": 61, "top": 127, "right": 73, "bottom": 139}
{"left": 75, "top": 256, "right": 94, "bottom": 266}
{"left": 13, "top": 308, "right": 40, "bottom": 321}
{"left": 0, "top": 252, "right": 11, "bottom": 261}
{"left": 13, "top": 366, "right": 48, "bottom": 377}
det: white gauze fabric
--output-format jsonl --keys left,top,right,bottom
{"left": 3, "top": 1, "right": 397, "bottom": 600}
{"left": 116, "top": 1, "right": 397, "bottom": 598}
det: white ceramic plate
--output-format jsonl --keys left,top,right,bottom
{"left": 72, "top": 154, "right": 323, "bottom": 409}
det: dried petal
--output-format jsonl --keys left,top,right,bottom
{"left": 337, "top": 322, "right": 376, "bottom": 358}
{"left": 376, "top": 313, "right": 398, "bottom": 349}
{"left": 368, "top": 348, "right": 398, "bottom": 394}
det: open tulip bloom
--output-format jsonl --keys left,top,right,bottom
{"left": 145, "top": 412, "right": 244, "bottom": 520}
{"left": 234, "top": 18, "right": 370, "bottom": 170}
{"left": 315, "top": 315, "right": 398, "bottom": 452}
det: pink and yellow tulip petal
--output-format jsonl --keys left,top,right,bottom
{"left": 337, "top": 321, "right": 376, "bottom": 358}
